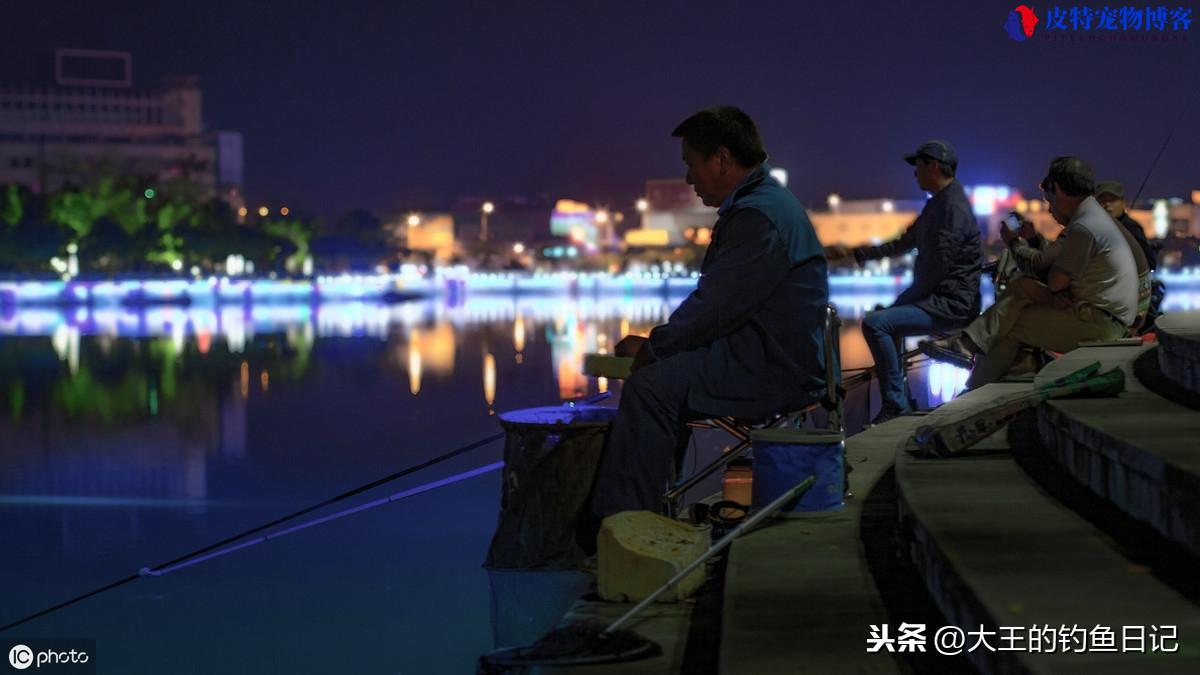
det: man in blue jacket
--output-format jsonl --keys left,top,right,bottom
{"left": 829, "top": 140, "right": 982, "bottom": 424}
{"left": 589, "top": 106, "right": 829, "bottom": 519}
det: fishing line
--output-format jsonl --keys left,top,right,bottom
{"left": 1128, "top": 76, "right": 1200, "bottom": 206}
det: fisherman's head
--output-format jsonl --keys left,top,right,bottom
{"left": 1040, "top": 157, "right": 1095, "bottom": 225}
{"left": 1095, "top": 180, "right": 1127, "bottom": 219}
{"left": 673, "top": 106, "right": 767, "bottom": 208}
{"left": 903, "top": 140, "right": 957, "bottom": 193}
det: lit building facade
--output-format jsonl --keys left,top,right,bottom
{"left": 628, "top": 179, "right": 716, "bottom": 247}
{"left": 0, "top": 49, "right": 243, "bottom": 205}
{"left": 810, "top": 198, "right": 923, "bottom": 247}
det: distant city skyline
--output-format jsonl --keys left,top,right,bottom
{"left": 5, "top": 1, "right": 1199, "bottom": 217}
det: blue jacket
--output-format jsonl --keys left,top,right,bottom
{"left": 853, "top": 180, "right": 982, "bottom": 325}
{"left": 646, "top": 164, "right": 829, "bottom": 418}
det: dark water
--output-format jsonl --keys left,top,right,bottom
{"left": 2, "top": 285, "right": 1194, "bottom": 673}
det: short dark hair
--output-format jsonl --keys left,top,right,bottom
{"left": 671, "top": 106, "right": 768, "bottom": 167}
{"left": 1040, "top": 156, "right": 1095, "bottom": 197}
{"left": 918, "top": 156, "right": 955, "bottom": 179}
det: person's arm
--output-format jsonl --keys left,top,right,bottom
{"left": 851, "top": 218, "right": 919, "bottom": 264}
{"left": 1048, "top": 224, "right": 1095, "bottom": 293}
{"left": 645, "top": 208, "right": 793, "bottom": 361}
{"left": 894, "top": 202, "right": 967, "bottom": 302}
{"left": 1010, "top": 235, "right": 1058, "bottom": 276}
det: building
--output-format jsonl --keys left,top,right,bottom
{"left": 810, "top": 198, "right": 923, "bottom": 247}
{"left": 626, "top": 178, "right": 717, "bottom": 247}
{"left": 449, "top": 195, "right": 558, "bottom": 249}
{"left": 0, "top": 48, "right": 243, "bottom": 206}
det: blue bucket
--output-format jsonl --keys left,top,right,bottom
{"left": 750, "top": 429, "right": 845, "bottom": 515}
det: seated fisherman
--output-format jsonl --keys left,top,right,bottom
{"left": 926, "top": 179, "right": 1153, "bottom": 370}
{"left": 826, "top": 140, "right": 982, "bottom": 423}
{"left": 1096, "top": 180, "right": 1158, "bottom": 332}
{"left": 922, "top": 157, "right": 1138, "bottom": 389}
{"left": 588, "top": 106, "right": 829, "bottom": 520}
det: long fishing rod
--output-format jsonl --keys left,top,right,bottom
{"left": 1128, "top": 80, "right": 1200, "bottom": 207}
{"left": 2, "top": 390, "right": 616, "bottom": 633}
{"left": 0, "top": 431, "right": 505, "bottom": 633}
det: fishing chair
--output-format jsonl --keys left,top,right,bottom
{"left": 660, "top": 304, "right": 845, "bottom": 516}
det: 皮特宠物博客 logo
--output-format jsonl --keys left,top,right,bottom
{"left": 1004, "top": 5, "right": 1040, "bottom": 41}
{"left": 1006, "top": 5, "right": 1193, "bottom": 43}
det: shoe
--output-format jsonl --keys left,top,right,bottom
{"left": 868, "top": 408, "right": 906, "bottom": 427}
{"left": 920, "top": 335, "right": 975, "bottom": 368}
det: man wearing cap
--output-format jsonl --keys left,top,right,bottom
{"left": 1096, "top": 179, "right": 1162, "bottom": 331}
{"left": 1096, "top": 180, "right": 1156, "bottom": 271}
{"left": 828, "top": 140, "right": 981, "bottom": 423}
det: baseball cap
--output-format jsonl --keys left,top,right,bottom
{"left": 903, "top": 140, "right": 958, "bottom": 169}
{"left": 1094, "top": 180, "right": 1125, "bottom": 199}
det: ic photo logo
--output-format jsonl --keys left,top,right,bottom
{"left": 7, "top": 645, "right": 32, "bottom": 670}
{"left": 6, "top": 643, "right": 91, "bottom": 672}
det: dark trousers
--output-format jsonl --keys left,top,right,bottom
{"left": 588, "top": 350, "right": 710, "bottom": 520}
{"left": 861, "top": 304, "right": 941, "bottom": 413}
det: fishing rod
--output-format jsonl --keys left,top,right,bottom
{"left": 1128, "top": 80, "right": 1200, "bottom": 207}
{"left": 2, "top": 390, "right": 616, "bottom": 633}
{"left": 1, "top": 431, "right": 505, "bottom": 633}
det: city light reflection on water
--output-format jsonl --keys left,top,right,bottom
{"left": 5, "top": 279, "right": 1198, "bottom": 419}
{"left": 2, "top": 286, "right": 1197, "bottom": 672}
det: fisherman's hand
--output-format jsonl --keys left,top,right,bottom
{"left": 1017, "top": 215, "right": 1037, "bottom": 241}
{"left": 630, "top": 344, "right": 656, "bottom": 372}
{"left": 1000, "top": 221, "right": 1019, "bottom": 245}
{"left": 615, "top": 335, "right": 648, "bottom": 357}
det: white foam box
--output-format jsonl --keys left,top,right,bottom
{"left": 597, "top": 511, "right": 708, "bottom": 602}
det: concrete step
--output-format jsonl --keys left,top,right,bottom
{"left": 1034, "top": 344, "right": 1200, "bottom": 557}
{"left": 1155, "top": 310, "right": 1200, "bottom": 395}
{"left": 896, "top": 384, "right": 1200, "bottom": 674}
{"left": 718, "top": 415, "right": 924, "bottom": 675}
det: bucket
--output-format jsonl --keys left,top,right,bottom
{"left": 484, "top": 405, "right": 617, "bottom": 570}
{"left": 749, "top": 428, "right": 845, "bottom": 515}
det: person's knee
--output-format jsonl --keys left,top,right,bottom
{"left": 620, "top": 356, "right": 682, "bottom": 408}
{"left": 862, "top": 311, "right": 888, "bottom": 337}
{"left": 622, "top": 369, "right": 654, "bottom": 402}
{"left": 1008, "top": 276, "right": 1051, "bottom": 304}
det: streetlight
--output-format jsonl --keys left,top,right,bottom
{"left": 595, "top": 210, "right": 612, "bottom": 247}
{"left": 827, "top": 193, "right": 841, "bottom": 212}
{"left": 407, "top": 214, "right": 421, "bottom": 227}
{"left": 481, "top": 201, "right": 494, "bottom": 242}
{"left": 635, "top": 198, "right": 649, "bottom": 212}
{"left": 280, "top": 206, "right": 290, "bottom": 216}
{"left": 258, "top": 206, "right": 269, "bottom": 217}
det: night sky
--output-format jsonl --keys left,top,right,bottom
{"left": 6, "top": 1, "right": 1199, "bottom": 217}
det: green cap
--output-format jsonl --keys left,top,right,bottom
{"left": 1094, "top": 180, "right": 1124, "bottom": 199}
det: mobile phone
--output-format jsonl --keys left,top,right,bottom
{"left": 1001, "top": 213, "right": 1020, "bottom": 230}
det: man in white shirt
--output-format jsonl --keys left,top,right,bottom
{"left": 962, "top": 157, "right": 1138, "bottom": 387}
